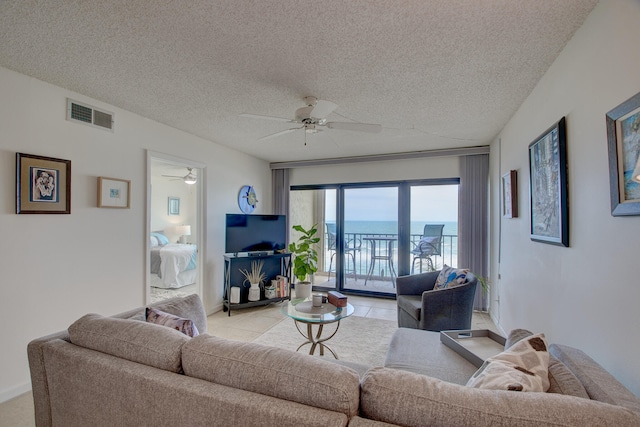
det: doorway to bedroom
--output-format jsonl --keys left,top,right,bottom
{"left": 148, "top": 153, "right": 205, "bottom": 304}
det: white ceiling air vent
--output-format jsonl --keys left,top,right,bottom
{"left": 66, "top": 99, "right": 114, "bottom": 131}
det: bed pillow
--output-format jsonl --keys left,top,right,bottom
{"left": 150, "top": 232, "right": 169, "bottom": 245}
{"left": 434, "top": 265, "right": 469, "bottom": 289}
{"left": 466, "top": 333, "right": 550, "bottom": 392}
{"left": 146, "top": 307, "right": 199, "bottom": 337}
{"left": 150, "top": 235, "right": 159, "bottom": 247}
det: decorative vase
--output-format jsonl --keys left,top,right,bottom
{"left": 265, "top": 286, "right": 276, "bottom": 299}
{"left": 295, "top": 282, "right": 312, "bottom": 299}
{"left": 248, "top": 283, "right": 260, "bottom": 301}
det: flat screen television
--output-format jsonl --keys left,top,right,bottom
{"left": 225, "top": 214, "right": 287, "bottom": 254}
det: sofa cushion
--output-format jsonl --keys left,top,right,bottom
{"left": 145, "top": 307, "right": 199, "bottom": 337}
{"left": 467, "top": 333, "right": 550, "bottom": 392}
{"left": 68, "top": 313, "right": 188, "bottom": 372}
{"left": 384, "top": 328, "right": 477, "bottom": 384}
{"left": 434, "top": 264, "right": 469, "bottom": 289}
{"left": 548, "top": 355, "right": 589, "bottom": 398}
{"left": 182, "top": 334, "right": 360, "bottom": 417}
{"left": 550, "top": 344, "right": 640, "bottom": 413}
{"left": 360, "top": 367, "right": 640, "bottom": 426}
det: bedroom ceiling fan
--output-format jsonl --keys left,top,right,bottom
{"left": 241, "top": 96, "right": 382, "bottom": 142}
{"left": 162, "top": 167, "right": 197, "bottom": 185}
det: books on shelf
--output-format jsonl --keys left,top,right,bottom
{"left": 274, "top": 275, "right": 289, "bottom": 298}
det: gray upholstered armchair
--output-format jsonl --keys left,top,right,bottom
{"left": 396, "top": 270, "right": 478, "bottom": 332}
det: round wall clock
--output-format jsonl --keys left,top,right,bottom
{"left": 238, "top": 185, "right": 258, "bottom": 214}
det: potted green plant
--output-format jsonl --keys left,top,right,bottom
{"left": 239, "top": 260, "right": 267, "bottom": 302}
{"left": 288, "top": 224, "right": 320, "bottom": 299}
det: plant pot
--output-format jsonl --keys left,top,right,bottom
{"left": 248, "top": 282, "right": 261, "bottom": 302}
{"left": 295, "top": 281, "right": 312, "bottom": 299}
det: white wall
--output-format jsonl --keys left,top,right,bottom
{"left": 0, "top": 67, "right": 272, "bottom": 402}
{"left": 491, "top": 0, "right": 640, "bottom": 395}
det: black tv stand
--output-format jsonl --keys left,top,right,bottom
{"left": 223, "top": 252, "right": 291, "bottom": 316}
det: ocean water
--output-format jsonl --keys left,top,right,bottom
{"left": 339, "top": 220, "right": 458, "bottom": 237}
{"left": 324, "top": 220, "right": 458, "bottom": 274}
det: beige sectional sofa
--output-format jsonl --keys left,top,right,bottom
{"left": 28, "top": 294, "right": 640, "bottom": 426}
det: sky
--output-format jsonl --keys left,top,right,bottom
{"left": 324, "top": 184, "right": 458, "bottom": 222}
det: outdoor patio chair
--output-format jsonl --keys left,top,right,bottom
{"left": 411, "top": 224, "right": 444, "bottom": 273}
{"left": 326, "top": 223, "right": 361, "bottom": 280}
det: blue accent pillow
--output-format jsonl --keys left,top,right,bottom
{"left": 151, "top": 232, "right": 169, "bottom": 245}
{"left": 434, "top": 264, "right": 469, "bottom": 289}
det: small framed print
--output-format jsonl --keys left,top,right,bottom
{"left": 168, "top": 197, "right": 180, "bottom": 215}
{"left": 16, "top": 153, "right": 71, "bottom": 214}
{"left": 98, "top": 177, "right": 131, "bottom": 208}
{"left": 502, "top": 170, "right": 518, "bottom": 218}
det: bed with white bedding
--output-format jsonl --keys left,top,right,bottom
{"left": 150, "top": 232, "right": 197, "bottom": 289}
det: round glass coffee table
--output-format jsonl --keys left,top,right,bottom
{"left": 281, "top": 298, "right": 354, "bottom": 359}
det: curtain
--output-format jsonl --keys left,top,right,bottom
{"left": 458, "top": 154, "right": 489, "bottom": 311}
{"left": 272, "top": 168, "right": 290, "bottom": 228}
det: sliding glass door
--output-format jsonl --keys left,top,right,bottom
{"left": 290, "top": 179, "right": 459, "bottom": 298}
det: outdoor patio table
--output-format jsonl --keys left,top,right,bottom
{"left": 362, "top": 236, "right": 397, "bottom": 286}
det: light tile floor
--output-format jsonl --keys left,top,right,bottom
{"left": 0, "top": 294, "right": 496, "bottom": 427}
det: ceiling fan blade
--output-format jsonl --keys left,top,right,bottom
{"left": 258, "top": 127, "right": 302, "bottom": 141}
{"left": 326, "top": 122, "right": 382, "bottom": 133}
{"left": 310, "top": 100, "right": 337, "bottom": 118}
{"left": 240, "top": 113, "right": 295, "bottom": 123}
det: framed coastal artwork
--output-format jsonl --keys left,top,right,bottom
{"left": 606, "top": 91, "right": 640, "bottom": 216}
{"left": 16, "top": 153, "right": 71, "bottom": 214}
{"left": 97, "top": 177, "right": 131, "bottom": 208}
{"left": 168, "top": 196, "right": 180, "bottom": 215}
{"left": 502, "top": 170, "right": 518, "bottom": 218}
{"left": 528, "top": 117, "right": 569, "bottom": 247}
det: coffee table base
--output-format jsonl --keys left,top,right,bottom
{"left": 294, "top": 320, "right": 341, "bottom": 359}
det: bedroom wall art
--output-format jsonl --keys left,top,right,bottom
{"left": 606, "top": 91, "right": 640, "bottom": 216}
{"left": 528, "top": 117, "right": 569, "bottom": 247}
{"left": 97, "top": 177, "right": 130, "bottom": 208}
{"left": 168, "top": 196, "right": 180, "bottom": 215}
{"left": 16, "top": 152, "right": 71, "bottom": 214}
{"left": 502, "top": 170, "right": 518, "bottom": 218}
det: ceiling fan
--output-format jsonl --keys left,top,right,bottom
{"left": 241, "top": 96, "right": 382, "bottom": 142}
{"left": 162, "top": 167, "right": 197, "bottom": 185}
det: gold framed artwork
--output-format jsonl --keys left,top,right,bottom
{"left": 501, "top": 170, "right": 518, "bottom": 218}
{"left": 16, "top": 152, "right": 71, "bottom": 214}
{"left": 98, "top": 177, "right": 131, "bottom": 208}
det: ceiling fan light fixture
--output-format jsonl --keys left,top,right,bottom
{"left": 184, "top": 173, "right": 197, "bottom": 185}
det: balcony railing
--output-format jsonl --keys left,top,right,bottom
{"left": 323, "top": 232, "right": 458, "bottom": 280}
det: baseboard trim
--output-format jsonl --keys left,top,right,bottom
{"left": 0, "top": 382, "right": 31, "bottom": 404}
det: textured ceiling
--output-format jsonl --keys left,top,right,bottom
{"left": 0, "top": 0, "right": 598, "bottom": 163}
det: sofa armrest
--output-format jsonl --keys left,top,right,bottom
{"left": 396, "top": 272, "right": 438, "bottom": 296}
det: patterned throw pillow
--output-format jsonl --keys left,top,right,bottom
{"left": 466, "top": 333, "right": 550, "bottom": 392}
{"left": 146, "top": 307, "right": 199, "bottom": 337}
{"left": 434, "top": 264, "right": 469, "bottom": 290}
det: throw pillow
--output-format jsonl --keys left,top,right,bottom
{"left": 415, "top": 236, "right": 439, "bottom": 253}
{"left": 434, "top": 264, "right": 469, "bottom": 289}
{"left": 466, "top": 333, "right": 550, "bottom": 392}
{"left": 505, "top": 328, "right": 533, "bottom": 349}
{"left": 547, "top": 356, "right": 590, "bottom": 398}
{"left": 145, "top": 307, "right": 199, "bottom": 337}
